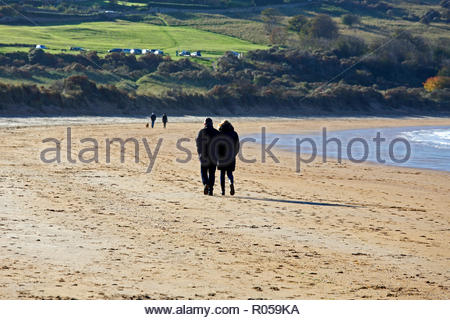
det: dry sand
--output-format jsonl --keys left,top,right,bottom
{"left": 0, "top": 117, "right": 449, "bottom": 299}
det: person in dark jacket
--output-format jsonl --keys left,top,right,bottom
{"left": 217, "top": 120, "right": 239, "bottom": 196}
{"left": 162, "top": 113, "right": 168, "bottom": 128}
{"left": 196, "top": 118, "right": 219, "bottom": 196}
{"left": 150, "top": 113, "right": 156, "bottom": 128}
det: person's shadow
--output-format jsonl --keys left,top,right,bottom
{"left": 235, "top": 196, "right": 358, "bottom": 208}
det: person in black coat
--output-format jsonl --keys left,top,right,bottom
{"left": 217, "top": 120, "right": 239, "bottom": 196}
{"left": 196, "top": 118, "right": 219, "bottom": 196}
{"left": 162, "top": 113, "right": 168, "bottom": 128}
{"left": 150, "top": 112, "right": 156, "bottom": 128}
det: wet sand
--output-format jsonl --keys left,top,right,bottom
{"left": 0, "top": 117, "right": 449, "bottom": 299}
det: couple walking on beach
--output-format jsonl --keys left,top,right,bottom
{"left": 148, "top": 112, "right": 168, "bottom": 128}
{"left": 196, "top": 118, "right": 240, "bottom": 196}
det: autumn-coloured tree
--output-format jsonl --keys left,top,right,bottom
{"left": 423, "top": 76, "right": 450, "bottom": 92}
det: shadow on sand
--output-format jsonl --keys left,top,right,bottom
{"left": 235, "top": 196, "right": 358, "bottom": 208}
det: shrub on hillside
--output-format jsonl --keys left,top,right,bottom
{"left": 63, "top": 75, "right": 96, "bottom": 94}
{"left": 333, "top": 36, "right": 368, "bottom": 58}
{"left": 253, "top": 74, "right": 272, "bottom": 86}
{"left": 308, "top": 14, "right": 339, "bottom": 39}
{"left": 287, "top": 14, "right": 339, "bottom": 40}
{"left": 0, "top": 66, "right": 33, "bottom": 79}
{"left": 103, "top": 52, "right": 139, "bottom": 70}
{"left": 28, "top": 49, "right": 57, "bottom": 67}
{"left": 429, "top": 88, "right": 450, "bottom": 108}
{"left": 3, "top": 51, "right": 29, "bottom": 65}
{"left": 287, "top": 15, "right": 308, "bottom": 33}
{"left": 216, "top": 52, "right": 245, "bottom": 73}
{"left": 307, "top": 84, "right": 383, "bottom": 110}
{"left": 341, "top": 14, "right": 361, "bottom": 27}
{"left": 365, "top": 33, "right": 437, "bottom": 84}
{"left": 384, "top": 87, "right": 428, "bottom": 108}
{"left": 63, "top": 63, "right": 86, "bottom": 72}
{"left": 139, "top": 54, "right": 165, "bottom": 72}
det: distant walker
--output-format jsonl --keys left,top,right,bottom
{"left": 162, "top": 114, "right": 168, "bottom": 128}
{"left": 150, "top": 112, "right": 157, "bottom": 128}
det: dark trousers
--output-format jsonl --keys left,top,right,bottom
{"left": 201, "top": 166, "right": 216, "bottom": 188}
{"left": 220, "top": 169, "right": 234, "bottom": 186}
{"left": 151, "top": 120, "right": 155, "bottom": 128}
{"left": 163, "top": 122, "right": 167, "bottom": 128}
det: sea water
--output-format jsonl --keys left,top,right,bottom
{"left": 1, "top": 118, "right": 449, "bottom": 172}
{"left": 249, "top": 126, "right": 450, "bottom": 172}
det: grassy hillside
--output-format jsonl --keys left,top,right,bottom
{"left": 1, "top": 1, "right": 448, "bottom": 50}
{"left": 159, "top": 10, "right": 450, "bottom": 46}
{"left": 0, "top": 0, "right": 448, "bottom": 115}
{"left": 0, "top": 21, "right": 266, "bottom": 57}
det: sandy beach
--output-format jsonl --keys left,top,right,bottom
{"left": 0, "top": 117, "right": 449, "bottom": 299}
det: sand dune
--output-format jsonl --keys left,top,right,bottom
{"left": 0, "top": 117, "right": 449, "bottom": 299}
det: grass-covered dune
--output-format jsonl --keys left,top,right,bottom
{"left": 0, "top": 20, "right": 266, "bottom": 58}
{"left": 0, "top": 47, "right": 449, "bottom": 117}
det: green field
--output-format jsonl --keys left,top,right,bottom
{"left": 0, "top": 20, "right": 266, "bottom": 58}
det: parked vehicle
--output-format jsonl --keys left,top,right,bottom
{"left": 35, "top": 44, "right": 47, "bottom": 49}
{"left": 191, "top": 51, "right": 201, "bottom": 57}
{"left": 70, "top": 47, "right": 85, "bottom": 51}
{"left": 180, "top": 50, "right": 190, "bottom": 56}
{"left": 108, "top": 48, "right": 160, "bottom": 55}
{"left": 230, "top": 51, "right": 243, "bottom": 59}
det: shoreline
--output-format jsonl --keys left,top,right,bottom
{"left": 1, "top": 115, "right": 449, "bottom": 129}
{"left": 1, "top": 117, "right": 449, "bottom": 299}
{"left": 7, "top": 115, "right": 448, "bottom": 173}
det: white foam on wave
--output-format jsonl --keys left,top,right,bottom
{"left": 249, "top": 125, "right": 450, "bottom": 172}
{"left": 400, "top": 128, "right": 450, "bottom": 149}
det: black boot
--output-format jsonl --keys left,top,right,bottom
{"left": 204, "top": 185, "right": 208, "bottom": 195}
{"left": 230, "top": 183, "right": 235, "bottom": 196}
{"left": 208, "top": 186, "right": 214, "bottom": 196}
{"left": 221, "top": 181, "right": 225, "bottom": 195}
